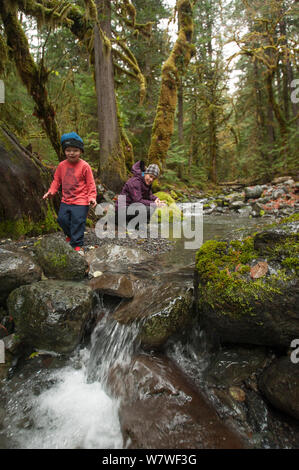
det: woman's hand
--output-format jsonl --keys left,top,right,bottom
{"left": 155, "top": 198, "right": 167, "bottom": 207}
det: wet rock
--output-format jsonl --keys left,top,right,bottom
{"left": 113, "top": 280, "right": 194, "bottom": 350}
{"left": 244, "top": 186, "right": 263, "bottom": 200}
{"left": 258, "top": 357, "right": 299, "bottom": 420}
{"left": 7, "top": 280, "right": 94, "bottom": 354}
{"left": 272, "top": 189, "right": 285, "bottom": 200}
{"left": 230, "top": 201, "right": 246, "bottom": 210}
{"left": 238, "top": 206, "right": 253, "bottom": 217}
{"left": 250, "top": 201, "right": 265, "bottom": 216}
{"left": 2, "top": 333, "right": 22, "bottom": 356}
{"left": 203, "top": 346, "right": 270, "bottom": 387}
{"left": 85, "top": 244, "right": 149, "bottom": 275}
{"left": 253, "top": 226, "right": 298, "bottom": 255}
{"left": 112, "top": 354, "right": 248, "bottom": 449}
{"left": 34, "top": 234, "right": 89, "bottom": 280}
{"left": 0, "top": 247, "right": 42, "bottom": 307}
{"left": 89, "top": 273, "right": 134, "bottom": 299}
{"left": 0, "top": 315, "right": 14, "bottom": 337}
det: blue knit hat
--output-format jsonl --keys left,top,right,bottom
{"left": 61, "top": 132, "right": 84, "bottom": 153}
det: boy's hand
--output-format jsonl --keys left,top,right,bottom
{"left": 43, "top": 191, "right": 53, "bottom": 200}
{"left": 89, "top": 198, "right": 97, "bottom": 209}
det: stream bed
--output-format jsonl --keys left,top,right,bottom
{"left": 1, "top": 213, "right": 298, "bottom": 449}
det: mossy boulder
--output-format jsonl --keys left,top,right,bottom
{"left": 152, "top": 191, "right": 183, "bottom": 223}
{"left": 0, "top": 247, "right": 42, "bottom": 307}
{"left": 34, "top": 234, "right": 89, "bottom": 280}
{"left": 194, "top": 222, "right": 299, "bottom": 348}
{"left": 7, "top": 280, "right": 94, "bottom": 354}
{"left": 113, "top": 279, "right": 194, "bottom": 350}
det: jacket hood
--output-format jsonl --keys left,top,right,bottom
{"left": 131, "top": 160, "right": 145, "bottom": 177}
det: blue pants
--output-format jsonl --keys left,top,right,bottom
{"left": 57, "top": 203, "right": 89, "bottom": 247}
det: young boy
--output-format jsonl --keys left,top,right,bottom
{"left": 43, "top": 132, "right": 97, "bottom": 253}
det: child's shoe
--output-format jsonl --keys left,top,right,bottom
{"left": 74, "top": 246, "right": 84, "bottom": 256}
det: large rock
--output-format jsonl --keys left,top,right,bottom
{"left": 7, "top": 280, "right": 94, "bottom": 354}
{"left": 0, "top": 126, "right": 57, "bottom": 238}
{"left": 194, "top": 222, "right": 299, "bottom": 348}
{"left": 85, "top": 244, "right": 150, "bottom": 275}
{"left": 258, "top": 357, "right": 299, "bottom": 420}
{"left": 113, "top": 279, "right": 194, "bottom": 350}
{"left": 203, "top": 346, "right": 270, "bottom": 387}
{"left": 0, "top": 247, "right": 42, "bottom": 306}
{"left": 110, "top": 354, "right": 247, "bottom": 449}
{"left": 34, "top": 234, "right": 89, "bottom": 280}
{"left": 89, "top": 273, "right": 134, "bottom": 298}
{"left": 244, "top": 185, "right": 264, "bottom": 200}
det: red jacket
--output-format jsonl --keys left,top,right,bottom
{"left": 49, "top": 159, "right": 97, "bottom": 205}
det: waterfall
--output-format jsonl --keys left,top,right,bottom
{"left": 87, "top": 300, "right": 141, "bottom": 387}
{"left": 0, "top": 293, "right": 141, "bottom": 449}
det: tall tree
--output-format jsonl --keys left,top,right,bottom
{"left": 148, "top": 0, "right": 194, "bottom": 168}
{"left": 94, "top": 0, "right": 126, "bottom": 191}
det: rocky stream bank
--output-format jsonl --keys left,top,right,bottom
{"left": 0, "top": 179, "right": 298, "bottom": 449}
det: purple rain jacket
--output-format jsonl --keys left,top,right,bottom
{"left": 115, "top": 161, "right": 158, "bottom": 210}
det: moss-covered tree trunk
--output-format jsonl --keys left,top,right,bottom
{"left": 0, "top": 125, "right": 59, "bottom": 238}
{"left": 147, "top": 0, "right": 193, "bottom": 168}
{"left": 94, "top": 0, "right": 127, "bottom": 192}
{"left": 0, "top": 1, "right": 62, "bottom": 161}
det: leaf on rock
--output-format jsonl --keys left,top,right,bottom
{"left": 250, "top": 261, "right": 268, "bottom": 279}
{"left": 229, "top": 386, "right": 246, "bottom": 402}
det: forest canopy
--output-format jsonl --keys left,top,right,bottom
{"left": 0, "top": 0, "right": 298, "bottom": 190}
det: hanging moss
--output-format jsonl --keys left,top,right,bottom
{"left": 113, "top": 41, "right": 146, "bottom": 104}
{"left": 148, "top": 0, "right": 194, "bottom": 168}
{"left": 0, "top": 3, "right": 62, "bottom": 160}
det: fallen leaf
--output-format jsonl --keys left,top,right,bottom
{"left": 229, "top": 386, "right": 246, "bottom": 402}
{"left": 93, "top": 271, "right": 103, "bottom": 278}
{"left": 250, "top": 261, "right": 268, "bottom": 279}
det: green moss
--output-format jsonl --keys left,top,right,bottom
{"left": 85, "top": 218, "right": 93, "bottom": 228}
{"left": 0, "top": 206, "right": 59, "bottom": 239}
{"left": 139, "top": 290, "right": 193, "bottom": 348}
{"left": 195, "top": 234, "right": 295, "bottom": 318}
{"left": 46, "top": 253, "right": 67, "bottom": 268}
{"left": 152, "top": 191, "right": 183, "bottom": 223}
{"left": 278, "top": 213, "right": 299, "bottom": 225}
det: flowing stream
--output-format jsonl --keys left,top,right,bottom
{"left": 0, "top": 214, "right": 272, "bottom": 449}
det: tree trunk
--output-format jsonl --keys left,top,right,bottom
{"left": 147, "top": 0, "right": 193, "bottom": 168}
{"left": 279, "top": 15, "right": 299, "bottom": 124}
{"left": 94, "top": 0, "right": 126, "bottom": 192}
{"left": 208, "top": 108, "right": 217, "bottom": 184}
{"left": 177, "top": 79, "right": 184, "bottom": 145}
{"left": 0, "top": 125, "right": 58, "bottom": 237}
{"left": 253, "top": 61, "right": 269, "bottom": 162}
{"left": 206, "top": 14, "right": 217, "bottom": 184}
{"left": 187, "top": 101, "right": 197, "bottom": 176}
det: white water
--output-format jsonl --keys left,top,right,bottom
{"left": 3, "top": 346, "right": 123, "bottom": 449}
